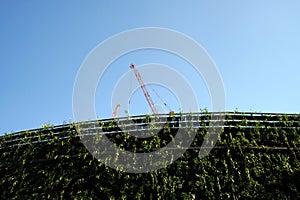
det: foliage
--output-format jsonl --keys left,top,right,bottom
{"left": 0, "top": 112, "right": 299, "bottom": 199}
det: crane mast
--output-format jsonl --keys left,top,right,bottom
{"left": 130, "top": 64, "right": 158, "bottom": 115}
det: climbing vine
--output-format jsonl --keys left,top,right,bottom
{"left": 0, "top": 112, "right": 299, "bottom": 199}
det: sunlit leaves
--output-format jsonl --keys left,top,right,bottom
{"left": 0, "top": 112, "right": 299, "bottom": 199}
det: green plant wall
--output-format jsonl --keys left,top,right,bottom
{"left": 0, "top": 112, "right": 299, "bottom": 199}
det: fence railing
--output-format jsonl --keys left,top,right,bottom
{"left": 1, "top": 112, "right": 299, "bottom": 150}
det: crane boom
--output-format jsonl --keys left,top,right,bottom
{"left": 130, "top": 64, "right": 158, "bottom": 115}
{"left": 112, "top": 104, "right": 121, "bottom": 118}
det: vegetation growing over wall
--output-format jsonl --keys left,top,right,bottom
{"left": 0, "top": 112, "right": 299, "bottom": 199}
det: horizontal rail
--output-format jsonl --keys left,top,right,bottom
{"left": 0, "top": 112, "right": 299, "bottom": 150}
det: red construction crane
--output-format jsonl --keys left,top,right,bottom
{"left": 130, "top": 64, "right": 158, "bottom": 115}
{"left": 112, "top": 103, "right": 121, "bottom": 118}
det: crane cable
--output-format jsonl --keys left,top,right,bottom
{"left": 148, "top": 84, "right": 172, "bottom": 112}
{"left": 128, "top": 69, "right": 134, "bottom": 105}
{"left": 129, "top": 80, "right": 171, "bottom": 112}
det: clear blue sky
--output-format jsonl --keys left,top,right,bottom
{"left": 1, "top": 1, "right": 299, "bottom": 134}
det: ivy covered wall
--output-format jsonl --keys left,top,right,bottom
{"left": 0, "top": 112, "right": 299, "bottom": 199}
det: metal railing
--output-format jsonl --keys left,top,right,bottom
{"left": 1, "top": 112, "right": 299, "bottom": 150}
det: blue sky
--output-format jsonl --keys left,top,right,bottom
{"left": 1, "top": 1, "right": 299, "bottom": 134}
